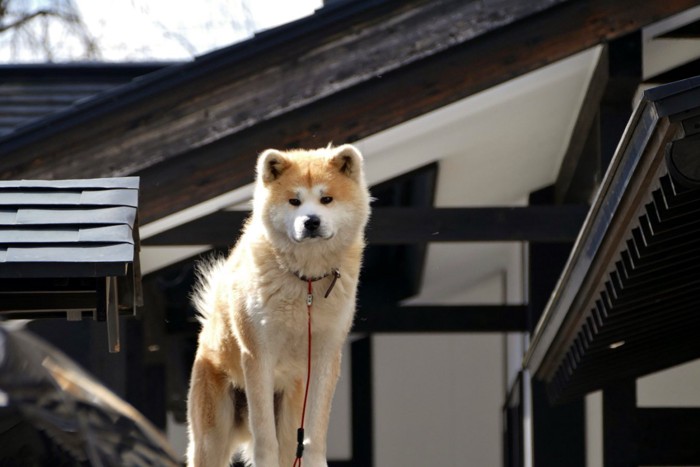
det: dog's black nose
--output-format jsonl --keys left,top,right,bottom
{"left": 304, "top": 215, "right": 321, "bottom": 231}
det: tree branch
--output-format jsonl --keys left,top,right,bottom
{"left": 0, "top": 9, "right": 57, "bottom": 33}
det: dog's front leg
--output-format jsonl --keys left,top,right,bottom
{"left": 303, "top": 341, "right": 343, "bottom": 467}
{"left": 242, "top": 352, "right": 280, "bottom": 467}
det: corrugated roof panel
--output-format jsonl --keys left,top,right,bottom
{"left": 0, "top": 189, "right": 138, "bottom": 207}
{"left": 0, "top": 191, "right": 82, "bottom": 206}
{"left": 0, "top": 211, "right": 17, "bottom": 224}
{"left": 79, "top": 225, "right": 134, "bottom": 244}
{"left": 79, "top": 189, "right": 138, "bottom": 207}
{"left": 3, "top": 244, "right": 134, "bottom": 263}
{"left": 0, "top": 225, "right": 134, "bottom": 244}
{"left": 0, "top": 177, "right": 139, "bottom": 189}
{"left": 11, "top": 206, "right": 136, "bottom": 227}
{"left": 0, "top": 228, "right": 79, "bottom": 243}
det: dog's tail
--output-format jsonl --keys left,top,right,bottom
{"left": 191, "top": 254, "right": 228, "bottom": 324}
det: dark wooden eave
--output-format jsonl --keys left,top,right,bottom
{"left": 524, "top": 76, "right": 700, "bottom": 403}
{"left": 0, "top": 0, "right": 695, "bottom": 225}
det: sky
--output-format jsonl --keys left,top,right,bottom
{"left": 0, "top": 0, "right": 323, "bottom": 62}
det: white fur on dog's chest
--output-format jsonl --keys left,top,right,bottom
{"left": 253, "top": 283, "right": 352, "bottom": 390}
{"left": 254, "top": 289, "right": 348, "bottom": 338}
{"left": 249, "top": 277, "right": 352, "bottom": 384}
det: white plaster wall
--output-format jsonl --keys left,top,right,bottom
{"left": 585, "top": 391, "right": 603, "bottom": 467}
{"left": 637, "top": 359, "right": 700, "bottom": 407}
{"left": 372, "top": 264, "right": 523, "bottom": 466}
{"left": 373, "top": 333, "right": 504, "bottom": 467}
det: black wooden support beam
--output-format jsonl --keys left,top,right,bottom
{"left": 349, "top": 336, "right": 374, "bottom": 466}
{"left": 602, "top": 380, "right": 700, "bottom": 465}
{"left": 603, "top": 381, "right": 637, "bottom": 466}
{"left": 352, "top": 305, "right": 527, "bottom": 333}
{"left": 143, "top": 205, "right": 588, "bottom": 246}
{"left": 555, "top": 46, "right": 609, "bottom": 204}
{"left": 637, "top": 408, "right": 700, "bottom": 465}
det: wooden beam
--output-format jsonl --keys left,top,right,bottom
{"left": 0, "top": 291, "right": 96, "bottom": 311}
{"left": 603, "top": 380, "right": 638, "bottom": 466}
{"left": 556, "top": 30, "right": 643, "bottom": 204}
{"left": 600, "top": 31, "right": 643, "bottom": 171}
{"left": 0, "top": 0, "right": 694, "bottom": 224}
{"left": 637, "top": 408, "right": 700, "bottom": 465}
{"left": 555, "top": 46, "right": 608, "bottom": 204}
{"left": 142, "top": 205, "right": 588, "bottom": 246}
{"left": 352, "top": 305, "right": 527, "bottom": 333}
{"left": 602, "top": 386, "right": 700, "bottom": 465}
{"left": 391, "top": 164, "right": 438, "bottom": 299}
{"left": 349, "top": 337, "right": 374, "bottom": 466}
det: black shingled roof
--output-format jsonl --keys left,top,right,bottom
{"left": 0, "top": 63, "right": 174, "bottom": 138}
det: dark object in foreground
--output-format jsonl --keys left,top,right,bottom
{"left": 0, "top": 324, "right": 178, "bottom": 466}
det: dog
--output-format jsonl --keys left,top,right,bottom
{"left": 186, "top": 145, "right": 370, "bottom": 467}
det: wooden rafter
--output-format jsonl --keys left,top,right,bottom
{"left": 142, "top": 205, "right": 588, "bottom": 246}
{"left": 353, "top": 305, "right": 528, "bottom": 333}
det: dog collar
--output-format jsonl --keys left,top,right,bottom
{"left": 293, "top": 268, "right": 341, "bottom": 298}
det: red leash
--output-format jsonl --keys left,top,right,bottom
{"left": 293, "top": 279, "right": 314, "bottom": 467}
{"left": 291, "top": 270, "right": 340, "bottom": 467}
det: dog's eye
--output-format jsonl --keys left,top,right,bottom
{"left": 320, "top": 196, "right": 333, "bottom": 205}
{"left": 289, "top": 198, "right": 301, "bottom": 206}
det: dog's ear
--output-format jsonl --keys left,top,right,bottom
{"left": 330, "top": 144, "right": 364, "bottom": 182}
{"left": 257, "top": 149, "right": 291, "bottom": 183}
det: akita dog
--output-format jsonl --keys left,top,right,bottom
{"left": 186, "top": 145, "right": 370, "bottom": 467}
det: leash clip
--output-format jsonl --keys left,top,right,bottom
{"left": 296, "top": 427, "right": 305, "bottom": 458}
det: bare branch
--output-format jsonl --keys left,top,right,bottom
{"left": 0, "top": 9, "right": 55, "bottom": 33}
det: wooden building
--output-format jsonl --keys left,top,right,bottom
{"left": 1, "top": 1, "right": 700, "bottom": 465}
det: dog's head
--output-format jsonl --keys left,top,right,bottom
{"left": 253, "top": 144, "right": 370, "bottom": 248}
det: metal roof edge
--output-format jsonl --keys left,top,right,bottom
{"left": 644, "top": 75, "right": 700, "bottom": 118}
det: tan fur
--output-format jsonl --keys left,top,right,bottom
{"left": 187, "top": 145, "right": 370, "bottom": 467}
